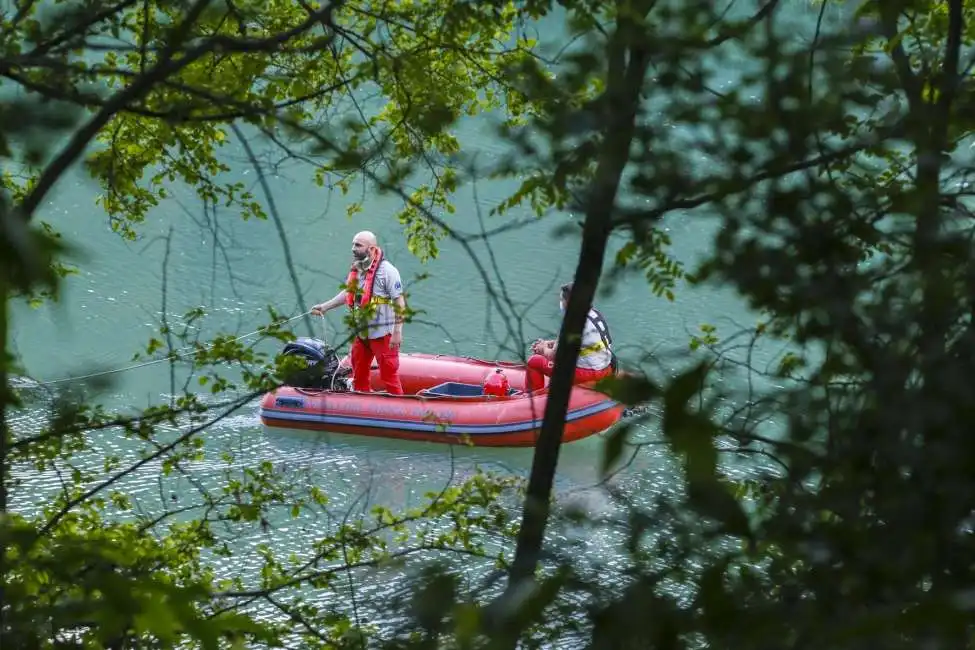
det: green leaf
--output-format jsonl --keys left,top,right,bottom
{"left": 663, "top": 361, "right": 708, "bottom": 416}
{"left": 594, "top": 372, "right": 659, "bottom": 405}
{"left": 504, "top": 566, "right": 573, "bottom": 635}
{"left": 687, "top": 479, "right": 752, "bottom": 540}
{"left": 133, "top": 597, "right": 180, "bottom": 644}
{"left": 601, "top": 422, "right": 634, "bottom": 477}
{"left": 454, "top": 603, "right": 482, "bottom": 650}
{"left": 661, "top": 362, "right": 720, "bottom": 482}
{"left": 625, "top": 510, "right": 653, "bottom": 555}
{"left": 672, "top": 411, "right": 720, "bottom": 482}
{"left": 694, "top": 556, "right": 737, "bottom": 624}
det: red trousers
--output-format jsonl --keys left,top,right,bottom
{"left": 350, "top": 334, "right": 404, "bottom": 394}
{"left": 526, "top": 354, "right": 613, "bottom": 391}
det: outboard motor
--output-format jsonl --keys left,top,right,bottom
{"left": 279, "top": 337, "right": 345, "bottom": 390}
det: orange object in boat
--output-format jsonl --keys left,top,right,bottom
{"left": 259, "top": 350, "right": 623, "bottom": 447}
{"left": 481, "top": 368, "right": 510, "bottom": 397}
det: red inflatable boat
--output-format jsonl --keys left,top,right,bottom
{"left": 258, "top": 341, "right": 623, "bottom": 447}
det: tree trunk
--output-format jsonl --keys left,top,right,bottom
{"left": 1, "top": 281, "right": 9, "bottom": 642}
{"left": 501, "top": 7, "right": 653, "bottom": 614}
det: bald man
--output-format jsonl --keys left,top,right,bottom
{"left": 311, "top": 231, "right": 406, "bottom": 394}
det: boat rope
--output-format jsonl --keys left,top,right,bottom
{"left": 16, "top": 310, "right": 321, "bottom": 389}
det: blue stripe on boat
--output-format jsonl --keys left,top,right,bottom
{"left": 259, "top": 399, "right": 617, "bottom": 435}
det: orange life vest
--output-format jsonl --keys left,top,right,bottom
{"left": 345, "top": 247, "right": 384, "bottom": 309}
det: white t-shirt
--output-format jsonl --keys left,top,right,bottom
{"left": 353, "top": 260, "right": 403, "bottom": 339}
{"left": 576, "top": 308, "right": 612, "bottom": 371}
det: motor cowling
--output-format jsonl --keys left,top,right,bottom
{"left": 280, "top": 337, "right": 344, "bottom": 389}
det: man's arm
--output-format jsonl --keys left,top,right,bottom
{"left": 311, "top": 290, "right": 347, "bottom": 315}
{"left": 393, "top": 295, "right": 407, "bottom": 335}
{"left": 386, "top": 265, "right": 406, "bottom": 345}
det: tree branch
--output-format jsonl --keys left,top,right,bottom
{"left": 26, "top": 0, "right": 142, "bottom": 58}
{"left": 503, "top": 6, "right": 653, "bottom": 600}
{"left": 706, "top": 0, "right": 783, "bottom": 47}
{"left": 15, "top": 0, "right": 343, "bottom": 222}
{"left": 35, "top": 389, "right": 262, "bottom": 538}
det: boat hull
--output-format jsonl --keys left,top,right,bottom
{"left": 258, "top": 353, "right": 623, "bottom": 447}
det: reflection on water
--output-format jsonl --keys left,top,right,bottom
{"left": 10, "top": 350, "right": 767, "bottom": 648}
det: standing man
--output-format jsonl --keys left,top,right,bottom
{"left": 311, "top": 231, "right": 406, "bottom": 394}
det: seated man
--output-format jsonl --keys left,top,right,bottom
{"left": 526, "top": 282, "right": 618, "bottom": 391}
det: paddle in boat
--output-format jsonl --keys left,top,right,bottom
{"left": 258, "top": 337, "right": 624, "bottom": 447}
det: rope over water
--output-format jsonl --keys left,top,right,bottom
{"left": 12, "top": 310, "right": 321, "bottom": 390}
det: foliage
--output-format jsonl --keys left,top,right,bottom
{"left": 347, "top": 0, "right": 975, "bottom": 648}
{"left": 1, "top": 0, "right": 543, "bottom": 647}
{"left": 0, "top": 0, "right": 542, "bottom": 268}
{"left": 3, "top": 295, "right": 527, "bottom": 647}
{"left": 10, "top": 0, "right": 975, "bottom": 647}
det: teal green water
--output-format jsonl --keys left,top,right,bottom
{"left": 8, "top": 0, "right": 847, "bottom": 639}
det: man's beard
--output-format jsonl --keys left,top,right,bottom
{"left": 353, "top": 251, "right": 370, "bottom": 272}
